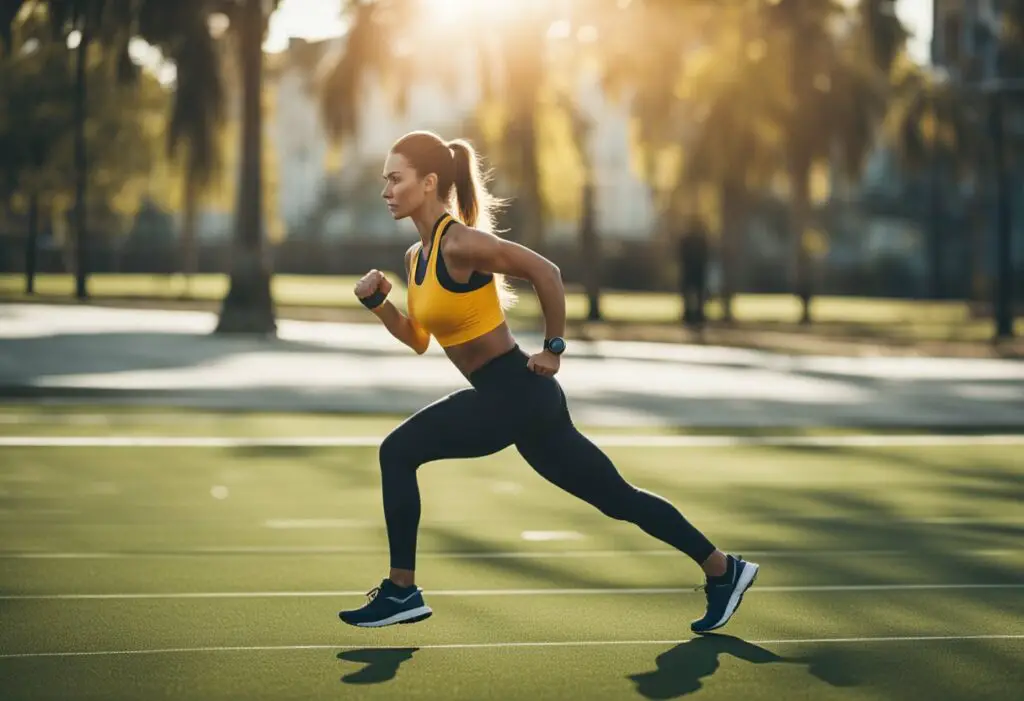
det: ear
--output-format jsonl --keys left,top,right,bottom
{"left": 422, "top": 172, "right": 438, "bottom": 194}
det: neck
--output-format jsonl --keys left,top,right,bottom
{"left": 411, "top": 200, "right": 449, "bottom": 248}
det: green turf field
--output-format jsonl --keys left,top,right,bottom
{"left": 1, "top": 414, "right": 1022, "bottom": 700}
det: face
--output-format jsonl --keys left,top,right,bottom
{"left": 381, "top": 151, "right": 436, "bottom": 220}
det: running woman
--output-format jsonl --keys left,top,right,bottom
{"left": 339, "top": 130, "right": 758, "bottom": 633}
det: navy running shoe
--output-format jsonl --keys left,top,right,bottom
{"left": 339, "top": 579, "right": 433, "bottom": 628}
{"left": 691, "top": 554, "right": 759, "bottom": 633}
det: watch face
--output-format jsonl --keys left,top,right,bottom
{"left": 548, "top": 337, "right": 566, "bottom": 354}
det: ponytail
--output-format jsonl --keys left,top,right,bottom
{"left": 447, "top": 139, "right": 488, "bottom": 232}
{"left": 447, "top": 139, "right": 516, "bottom": 308}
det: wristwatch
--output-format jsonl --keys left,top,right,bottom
{"left": 543, "top": 337, "right": 566, "bottom": 355}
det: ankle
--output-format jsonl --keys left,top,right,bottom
{"left": 701, "top": 550, "right": 729, "bottom": 579}
{"left": 389, "top": 568, "right": 415, "bottom": 588}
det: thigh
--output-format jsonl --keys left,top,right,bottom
{"left": 515, "top": 423, "right": 632, "bottom": 503}
{"left": 383, "top": 388, "right": 515, "bottom": 466}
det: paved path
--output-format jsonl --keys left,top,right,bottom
{"left": 1, "top": 304, "right": 1021, "bottom": 427}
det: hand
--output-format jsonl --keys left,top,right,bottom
{"left": 527, "top": 350, "right": 560, "bottom": 377}
{"left": 353, "top": 269, "right": 392, "bottom": 300}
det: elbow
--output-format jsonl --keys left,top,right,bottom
{"left": 412, "top": 333, "right": 431, "bottom": 355}
{"left": 535, "top": 261, "right": 561, "bottom": 286}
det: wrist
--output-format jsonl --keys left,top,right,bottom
{"left": 543, "top": 336, "right": 566, "bottom": 356}
{"left": 360, "top": 289, "right": 388, "bottom": 310}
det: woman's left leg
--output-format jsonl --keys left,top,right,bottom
{"left": 514, "top": 423, "right": 717, "bottom": 565}
{"left": 515, "top": 417, "right": 760, "bottom": 633}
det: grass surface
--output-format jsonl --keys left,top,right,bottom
{"left": 1, "top": 413, "right": 1022, "bottom": 700}
{"left": 0, "top": 273, "right": 388, "bottom": 309}
{"left": 5, "top": 273, "right": 1020, "bottom": 343}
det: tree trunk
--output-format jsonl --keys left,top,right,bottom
{"left": 514, "top": 114, "right": 545, "bottom": 254}
{"left": 787, "top": 18, "right": 813, "bottom": 325}
{"left": 718, "top": 180, "right": 745, "bottom": 323}
{"left": 579, "top": 180, "right": 601, "bottom": 321}
{"left": 789, "top": 161, "right": 813, "bottom": 324}
{"left": 968, "top": 199, "right": 989, "bottom": 308}
{"left": 25, "top": 193, "right": 39, "bottom": 294}
{"left": 216, "top": 0, "right": 276, "bottom": 336}
{"left": 927, "top": 161, "right": 944, "bottom": 299}
{"left": 181, "top": 172, "right": 199, "bottom": 298}
{"left": 990, "top": 93, "right": 1014, "bottom": 339}
{"left": 73, "top": 27, "right": 90, "bottom": 301}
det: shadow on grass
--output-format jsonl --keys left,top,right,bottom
{"left": 628, "top": 633, "right": 857, "bottom": 699}
{"left": 336, "top": 647, "right": 419, "bottom": 685}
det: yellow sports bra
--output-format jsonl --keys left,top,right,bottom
{"left": 407, "top": 213, "right": 506, "bottom": 347}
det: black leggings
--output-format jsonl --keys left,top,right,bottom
{"left": 378, "top": 346, "right": 717, "bottom": 570}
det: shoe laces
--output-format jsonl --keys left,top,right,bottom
{"left": 364, "top": 582, "right": 385, "bottom": 603}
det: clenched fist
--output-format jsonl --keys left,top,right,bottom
{"left": 527, "top": 350, "right": 560, "bottom": 377}
{"left": 354, "top": 269, "right": 392, "bottom": 301}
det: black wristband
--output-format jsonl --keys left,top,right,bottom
{"left": 360, "top": 290, "right": 388, "bottom": 310}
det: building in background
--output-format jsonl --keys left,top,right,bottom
{"left": 931, "top": 0, "right": 1007, "bottom": 81}
{"left": 254, "top": 36, "right": 658, "bottom": 243}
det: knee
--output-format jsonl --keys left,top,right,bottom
{"left": 378, "top": 430, "right": 415, "bottom": 474}
{"left": 593, "top": 484, "right": 641, "bottom": 522}
{"left": 596, "top": 500, "right": 631, "bottom": 522}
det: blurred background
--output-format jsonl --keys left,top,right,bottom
{"left": 3, "top": 7, "right": 1024, "bottom": 697}
{"left": 0, "top": 0, "right": 1021, "bottom": 351}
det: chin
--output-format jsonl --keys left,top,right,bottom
{"left": 387, "top": 207, "right": 406, "bottom": 220}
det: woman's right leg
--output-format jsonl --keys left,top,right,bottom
{"left": 378, "top": 388, "right": 515, "bottom": 576}
{"left": 340, "top": 388, "right": 515, "bottom": 628}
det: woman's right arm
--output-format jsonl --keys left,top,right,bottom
{"left": 370, "top": 301, "right": 431, "bottom": 355}
{"left": 354, "top": 246, "right": 431, "bottom": 355}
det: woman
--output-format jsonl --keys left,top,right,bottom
{"left": 340, "top": 130, "right": 758, "bottom": 633}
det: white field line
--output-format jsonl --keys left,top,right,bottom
{"left": 3, "top": 583, "right": 1022, "bottom": 601}
{"left": 2, "top": 634, "right": 1023, "bottom": 660}
{"left": 1, "top": 434, "right": 1023, "bottom": 448}
{"left": 1, "top": 547, "right": 1020, "bottom": 560}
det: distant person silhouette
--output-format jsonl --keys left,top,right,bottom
{"left": 678, "top": 217, "right": 709, "bottom": 328}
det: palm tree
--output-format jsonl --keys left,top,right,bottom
{"left": 205, "top": 0, "right": 281, "bottom": 334}
{"left": 0, "top": 4, "right": 73, "bottom": 292}
{"left": 859, "top": 0, "right": 910, "bottom": 77}
{"left": 147, "top": 6, "right": 226, "bottom": 298}
{"left": 129, "top": 0, "right": 274, "bottom": 332}
{"left": 555, "top": 91, "right": 601, "bottom": 320}
{"left": 884, "top": 64, "right": 985, "bottom": 300}
{"left": 599, "top": 1, "right": 785, "bottom": 320}
{"left": 2, "top": 0, "right": 143, "bottom": 298}
{"left": 4, "top": 0, "right": 279, "bottom": 333}
{"left": 681, "top": 60, "right": 785, "bottom": 321}
{"left": 759, "top": 0, "right": 889, "bottom": 323}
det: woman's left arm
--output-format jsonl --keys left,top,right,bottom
{"left": 445, "top": 225, "right": 566, "bottom": 351}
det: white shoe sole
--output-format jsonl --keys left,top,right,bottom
{"left": 698, "top": 561, "right": 759, "bottom": 632}
{"left": 345, "top": 605, "right": 433, "bottom": 628}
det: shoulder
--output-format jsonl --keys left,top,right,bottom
{"left": 441, "top": 222, "right": 499, "bottom": 258}
{"left": 441, "top": 222, "right": 543, "bottom": 278}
